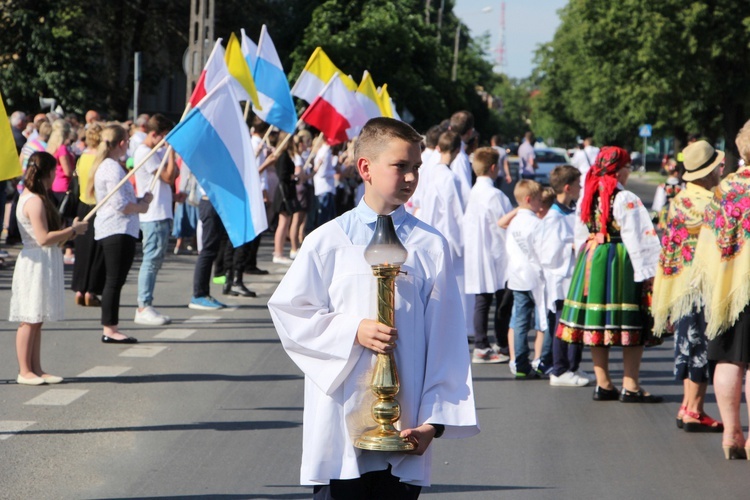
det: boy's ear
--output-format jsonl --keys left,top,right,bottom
{"left": 357, "top": 157, "right": 372, "bottom": 183}
{"left": 490, "top": 163, "right": 498, "bottom": 172}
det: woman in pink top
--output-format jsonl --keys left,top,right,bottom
{"left": 46, "top": 119, "right": 76, "bottom": 263}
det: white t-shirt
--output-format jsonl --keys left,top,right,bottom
{"left": 313, "top": 144, "right": 335, "bottom": 196}
{"left": 134, "top": 143, "right": 173, "bottom": 222}
{"left": 128, "top": 130, "right": 147, "bottom": 158}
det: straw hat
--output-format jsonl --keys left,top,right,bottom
{"left": 682, "top": 140, "right": 724, "bottom": 181}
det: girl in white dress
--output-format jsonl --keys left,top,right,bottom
{"left": 9, "top": 152, "right": 88, "bottom": 385}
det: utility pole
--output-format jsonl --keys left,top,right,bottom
{"left": 185, "top": 0, "right": 215, "bottom": 102}
{"left": 425, "top": 0, "right": 431, "bottom": 25}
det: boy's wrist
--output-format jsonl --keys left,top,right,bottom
{"left": 427, "top": 423, "right": 445, "bottom": 438}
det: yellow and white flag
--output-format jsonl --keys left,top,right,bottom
{"left": 225, "top": 33, "right": 261, "bottom": 109}
{"left": 355, "top": 71, "right": 382, "bottom": 120}
{"left": 291, "top": 47, "right": 358, "bottom": 104}
{"left": 0, "top": 91, "right": 21, "bottom": 182}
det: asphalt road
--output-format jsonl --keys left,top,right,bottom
{"left": 0, "top": 182, "right": 747, "bottom": 499}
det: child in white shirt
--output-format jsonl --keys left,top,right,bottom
{"left": 540, "top": 166, "right": 590, "bottom": 387}
{"left": 464, "top": 147, "right": 514, "bottom": 363}
{"left": 506, "top": 179, "right": 547, "bottom": 378}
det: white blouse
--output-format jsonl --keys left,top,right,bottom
{"left": 94, "top": 158, "right": 140, "bottom": 240}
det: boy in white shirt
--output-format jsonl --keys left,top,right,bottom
{"left": 540, "top": 166, "right": 590, "bottom": 387}
{"left": 133, "top": 114, "right": 178, "bottom": 325}
{"left": 268, "top": 118, "right": 479, "bottom": 496}
{"left": 464, "top": 147, "right": 514, "bottom": 363}
{"left": 506, "top": 180, "right": 547, "bottom": 378}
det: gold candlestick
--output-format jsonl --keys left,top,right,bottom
{"left": 354, "top": 215, "right": 414, "bottom": 452}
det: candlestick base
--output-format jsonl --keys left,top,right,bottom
{"left": 354, "top": 426, "right": 415, "bottom": 451}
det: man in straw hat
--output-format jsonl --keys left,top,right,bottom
{"left": 653, "top": 139, "right": 724, "bottom": 433}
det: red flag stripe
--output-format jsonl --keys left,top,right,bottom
{"left": 300, "top": 96, "right": 351, "bottom": 145}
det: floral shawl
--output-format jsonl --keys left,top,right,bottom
{"left": 691, "top": 166, "right": 750, "bottom": 339}
{"left": 652, "top": 183, "right": 715, "bottom": 336}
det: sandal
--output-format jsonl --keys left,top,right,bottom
{"left": 619, "top": 388, "right": 663, "bottom": 403}
{"left": 85, "top": 294, "right": 102, "bottom": 307}
{"left": 75, "top": 293, "right": 85, "bottom": 306}
{"left": 683, "top": 410, "right": 723, "bottom": 433}
{"left": 676, "top": 405, "right": 687, "bottom": 429}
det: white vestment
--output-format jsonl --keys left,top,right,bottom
{"left": 505, "top": 208, "right": 548, "bottom": 330}
{"left": 539, "top": 203, "right": 576, "bottom": 313}
{"left": 449, "top": 144, "right": 472, "bottom": 210}
{"left": 464, "top": 177, "right": 513, "bottom": 294}
{"left": 268, "top": 201, "right": 479, "bottom": 487}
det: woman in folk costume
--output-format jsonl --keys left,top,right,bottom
{"left": 557, "top": 146, "right": 663, "bottom": 402}
{"left": 692, "top": 120, "right": 750, "bottom": 459}
{"left": 653, "top": 140, "right": 723, "bottom": 433}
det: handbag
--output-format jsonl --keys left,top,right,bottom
{"left": 186, "top": 173, "right": 201, "bottom": 207}
{"left": 58, "top": 173, "right": 80, "bottom": 219}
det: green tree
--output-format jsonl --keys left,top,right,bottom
{"left": 532, "top": 0, "right": 750, "bottom": 166}
{"left": 289, "top": 0, "right": 503, "bottom": 134}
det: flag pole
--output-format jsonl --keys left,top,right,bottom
{"left": 255, "top": 125, "right": 275, "bottom": 159}
{"left": 302, "top": 133, "right": 327, "bottom": 171}
{"left": 83, "top": 137, "right": 168, "bottom": 222}
{"left": 147, "top": 103, "right": 193, "bottom": 193}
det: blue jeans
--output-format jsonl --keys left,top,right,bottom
{"left": 512, "top": 290, "right": 536, "bottom": 373}
{"left": 138, "top": 219, "right": 171, "bottom": 307}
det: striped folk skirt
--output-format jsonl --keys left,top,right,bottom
{"left": 556, "top": 239, "right": 654, "bottom": 347}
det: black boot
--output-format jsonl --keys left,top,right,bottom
{"left": 230, "top": 273, "right": 256, "bottom": 297}
{"left": 222, "top": 271, "right": 233, "bottom": 295}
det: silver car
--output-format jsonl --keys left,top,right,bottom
{"left": 531, "top": 147, "right": 571, "bottom": 186}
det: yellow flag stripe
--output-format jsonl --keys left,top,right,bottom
{"left": 304, "top": 47, "right": 358, "bottom": 91}
{"left": 225, "top": 33, "right": 262, "bottom": 109}
{"left": 0, "top": 91, "right": 21, "bottom": 182}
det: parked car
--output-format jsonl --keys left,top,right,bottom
{"left": 532, "top": 147, "right": 571, "bottom": 186}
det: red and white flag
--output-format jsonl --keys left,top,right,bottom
{"left": 300, "top": 73, "right": 368, "bottom": 145}
{"left": 188, "top": 39, "right": 249, "bottom": 107}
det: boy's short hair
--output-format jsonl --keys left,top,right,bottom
{"left": 549, "top": 165, "right": 581, "bottom": 194}
{"left": 146, "top": 113, "right": 173, "bottom": 135}
{"left": 449, "top": 110, "right": 474, "bottom": 136}
{"left": 513, "top": 179, "right": 542, "bottom": 205}
{"left": 437, "top": 130, "right": 461, "bottom": 155}
{"left": 355, "top": 117, "right": 423, "bottom": 161}
{"left": 472, "top": 147, "right": 500, "bottom": 177}
{"left": 252, "top": 116, "right": 270, "bottom": 134}
{"left": 540, "top": 186, "right": 556, "bottom": 209}
{"left": 425, "top": 125, "right": 442, "bottom": 149}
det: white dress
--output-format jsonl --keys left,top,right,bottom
{"left": 9, "top": 194, "right": 65, "bottom": 323}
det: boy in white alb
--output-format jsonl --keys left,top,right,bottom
{"left": 268, "top": 118, "right": 479, "bottom": 497}
{"left": 506, "top": 180, "right": 548, "bottom": 378}
{"left": 540, "top": 166, "right": 590, "bottom": 387}
{"left": 408, "top": 125, "right": 442, "bottom": 215}
{"left": 414, "top": 130, "right": 463, "bottom": 267}
{"left": 448, "top": 111, "right": 474, "bottom": 208}
{"left": 464, "top": 147, "right": 514, "bottom": 363}
{"left": 134, "top": 114, "right": 178, "bottom": 326}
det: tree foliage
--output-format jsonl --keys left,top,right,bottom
{"left": 532, "top": 0, "right": 750, "bottom": 164}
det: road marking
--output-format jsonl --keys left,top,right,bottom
{"left": 154, "top": 328, "right": 196, "bottom": 339}
{"left": 25, "top": 389, "right": 88, "bottom": 406}
{"left": 119, "top": 346, "right": 167, "bottom": 358}
{"left": 183, "top": 315, "right": 220, "bottom": 324}
{"left": 0, "top": 421, "right": 35, "bottom": 440}
{"left": 77, "top": 366, "right": 132, "bottom": 378}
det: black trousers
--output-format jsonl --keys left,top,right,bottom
{"left": 473, "top": 290, "right": 506, "bottom": 350}
{"left": 193, "top": 200, "right": 227, "bottom": 297}
{"left": 224, "top": 240, "right": 249, "bottom": 284}
{"left": 100, "top": 234, "right": 136, "bottom": 326}
{"left": 551, "top": 299, "right": 584, "bottom": 376}
{"left": 71, "top": 203, "right": 105, "bottom": 295}
{"left": 244, "top": 233, "right": 262, "bottom": 271}
{"left": 312, "top": 466, "right": 421, "bottom": 499}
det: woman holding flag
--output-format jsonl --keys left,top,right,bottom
{"left": 89, "top": 125, "right": 152, "bottom": 344}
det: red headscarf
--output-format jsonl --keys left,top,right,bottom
{"left": 580, "top": 146, "right": 631, "bottom": 232}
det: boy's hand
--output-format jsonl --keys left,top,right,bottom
{"left": 355, "top": 319, "right": 397, "bottom": 354}
{"left": 400, "top": 424, "right": 437, "bottom": 455}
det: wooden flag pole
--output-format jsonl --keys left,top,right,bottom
{"left": 83, "top": 136, "right": 168, "bottom": 222}
{"left": 146, "top": 103, "right": 193, "bottom": 193}
{"left": 302, "top": 133, "right": 326, "bottom": 171}
{"left": 243, "top": 100, "right": 252, "bottom": 121}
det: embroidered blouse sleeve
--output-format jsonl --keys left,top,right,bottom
{"left": 614, "top": 190, "right": 661, "bottom": 281}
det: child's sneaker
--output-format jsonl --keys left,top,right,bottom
{"left": 472, "top": 347, "right": 503, "bottom": 364}
{"left": 491, "top": 343, "right": 511, "bottom": 359}
{"left": 509, "top": 360, "right": 517, "bottom": 375}
{"left": 531, "top": 358, "right": 554, "bottom": 377}
{"left": 514, "top": 368, "right": 539, "bottom": 380}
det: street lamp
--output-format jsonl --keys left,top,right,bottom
{"left": 354, "top": 215, "right": 414, "bottom": 452}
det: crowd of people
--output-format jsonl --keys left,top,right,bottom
{"left": 6, "top": 103, "right": 750, "bottom": 497}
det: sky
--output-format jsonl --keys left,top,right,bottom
{"left": 452, "top": 0, "right": 568, "bottom": 79}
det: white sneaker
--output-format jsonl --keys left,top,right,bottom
{"left": 134, "top": 306, "right": 171, "bottom": 326}
{"left": 550, "top": 371, "right": 590, "bottom": 387}
{"left": 509, "top": 361, "right": 517, "bottom": 375}
{"left": 472, "top": 347, "right": 504, "bottom": 364}
{"left": 273, "top": 255, "right": 294, "bottom": 265}
{"left": 575, "top": 369, "right": 592, "bottom": 382}
{"left": 289, "top": 250, "right": 298, "bottom": 259}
